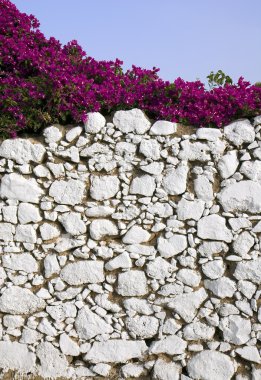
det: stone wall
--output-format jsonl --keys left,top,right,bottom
{"left": 0, "top": 108, "right": 260, "bottom": 379}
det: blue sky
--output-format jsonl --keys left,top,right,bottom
{"left": 11, "top": 0, "right": 261, "bottom": 84}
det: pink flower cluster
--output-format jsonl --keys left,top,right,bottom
{"left": 1, "top": 0, "right": 261, "bottom": 137}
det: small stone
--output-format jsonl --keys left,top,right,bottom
{"left": 0, "top": 173, "right": 44, "bottom": 203}
{"left": 36, "top": 342, "right": 68, "bottom": 378}
{"left": 93, "top": 363, "right": 112, "bottom": 377}
{"left": 0, "top": 138, "right": 45, "bottom": 164}
{"left": 202, "top": 260, "right": 225, "bottom": 279}
{"left": 183, "top": 321, "right": 215, "bottom": 340}
{"left": 39, "top": 223, "right": 60, "bottom": 240}
{"left": 197, "top": 214, "right": 232, "bottom": 242}
{"left": 224, "top": 119, "right": 255, "bottom": 147}
{"left": 196, "top": 128, "right": 222, "bottom": 141}
{"left": 2, "top": 253, "right": 38, "bottom": 273}
{"left": 140, "top": 139, "right": 161, "bottom": 159}
{"left": 59, "top": 333, "right": 80, "bottom": 356}
{"left": 123, "top": 298, "right": 154, "bottom": 315}
{"left": 65, "top": 126, "right": 82, "bottom": 142}
{"left": 130, "top": 175, "right": 156, "bottom": 196}
{"left": 18, "top": 203, "right": 42, "bottom": 224}
{"left": 220, "top": 315, "right": 251, "bottom": 344}
{"left": 113, "top": 108, "right": 151, "bottom": 134}
{"left": 157, "top": 234, "right": 187, "bottom": 258}
{"left": 177, "top": 198, "right": 205, "bottom": 221}
{"left": 187, "top": 350, "right": 235, "bottom": 380}
{"left": 162, "top": 162, "right": 188, "bottom": 195}
{"left": 179, "top": 140, "right": 210, "bottom": 161}
{"left": 105, "top": 252, "right": 132, "bottom": 270}
{"left": 146, "top": 257, "right": 173, "bottom": 280}
{"left": 43, "top": 126, "right": 63, "bottom": 143}
{"left": 194, "top": 175, "right": 214, "bottom": 201}
{"left": 176, "top": 269, "right": 201, "bottom": 287}
{"left": 152, "top": 359, "right": 181, "bottom": 380}
{"left": 150, "top": 120, "right": 177, "bottom": 135}
{"left": 90, "top": 175, "right": 120, "bottom": 201}
{"left": 84, "top": 112, "right": 106, "bottom": 133}
{"left": 233, "top": 231, "right": 254, "bottom": 256}
{"left": 15, "top": 224, "right": 37, "bottom": 243}
{"left": 122, "top": 225, "right": 151, "bottom": 244}
{"left": 150, "top": 335, "right": 187, "bottom": 355}
{"left": 46, "top": 302, "right": 77, "bottom": 322}
{"left": 233, "top": 258, "right": 261, "bottom": 284}
{"left": 235, "top": 346, "right": 261, "bottom": 364}
{"left": 121, "top": 363, "right": 144, "bottom": 379}
{"left": 49, "top": 179, "right": 85, "bottom": 205}
{"left": 218, "top": 150, "right": 239, "bottom": 178}
{"left": 238, "top": 280, "right": 256, "bottom": 299}
{"left": 117, "top": 270, "right": 148, "bottom": 296}
{"left": 61, "top": 260, "right": 104, "bottom": 285}
{"left": 44, "top": 254, "right": 60, "bottom": 278}
{"left": 204, "top": 277, "right": 236, "bottom": 298}
{"left": 240, "top": 160, "right": 261, "bottom": 181}
{"left": 89, "top": 219, "right": 118, "bottom": 240}
{"left": 0, "top": 222, "right": 13, "bottom": 241}
{"left": 59, "top": 212, "right": 86, "bottom": 235}
{"left": 0, "top": 286, "right": 45, "bottom": 314}
{"left": 125, "top": 316, "right": 159, "bottom": 339}
{"left": 2, "top": 205, "right": 17, "bottom": 224}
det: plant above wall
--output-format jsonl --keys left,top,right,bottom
{"left": 0, "top": 0, "right": 261, "bottom": 138}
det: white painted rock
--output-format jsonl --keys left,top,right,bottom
{"left": 187, "top": 350, "right": 235, "bottom": 380}
{"left": 117, "top": 270, "right": 148, "bottom": 296}
{"left": 196, "top": 128, "right": 222, "bottom": 141}
{"left": 218, "top": 150, "right": 239, "bottom": 178}
{"left": 162, "top": 162, "right": 188, "bottom": 195}
{"left": 0, "top": 341, "right": 36, "bottom": 372}
{"left": 157, "top": 234, "right": 187, "bottom": 258}
{"left": 2, "top": 253, "right": 38, "bottom": 273}
{"left": 49, "top": 179, "right": 85, "bottom": 205}
{"left": 0, "top": 286, "right": 45, "bottom": 314}
{"left": 75, "top": 306, "right": 113, "bottom": 339}
{"left": 125, "top": 315, "right": 159, "bottom": 339}
{"left": 204, "top": 277, "right": 236, "bottom": 298}
{"left": 233, "top": 258, "right": 261, "bottom": 284}
{"left": 0, "top": 138, "right": 45, "bottom": 164}
{"left": 150, "top": 335, "right": 187, "bottom": 355}
{"left": 113, "top": 108, "right": 151, "bottom": 134}
{"left": 183, "top": 321, "right": 215, "bottom": 340}
{"left": 202, "top": 260, "right": 225, "bottom": 279}
{"left": 179, "top": 140, "right": 211, "bottom": 161}
{"left": 152, "top": 359, "right": 181, "bottom": 380}
{"left": 105, "top": 252, "right": 132, "bottom": 271}
{"left": 150, "top": 120, "right": 177, "bottom": 135}
{"left": 220, "top": 315, "right": 251, "bottom": 344}
{"left": 36, "top": 342, "right": 68, "bottom": 378}
{"left": 130, "top": 174, "right": 156, "bottom": 196}
{"left": 233, "top": 231, "right": 254, "bottom": 256}
{"left": 61, "top": 260, "right": 104, "bottom": 285}
{"left": 122, "top": 225, "right": 151, "bottom": 244}
{"left": 84, "top": 112, "right": 106, "bottom": 133}
{"left": 194, "top": 175, "right": 214, "bottom": 201}
{"left": 59, "top": 333, "right": 80, "bottom": 356}
{"left": 176, "top": 269, "right": 201, "bottom": 287}
{"left": 224, "top": 119, "right": 255, "bottom": 147}
{"left": 139, "top": 139, "right": 161, "bottom": 159}
{"left": 59, "top": 212, "right": 86, "bottom": 235}
{"left": 240, "top": 160, "right": 261, "bottom": 181}
{"left": 46, "top": 303, "right": 77, "bottom": 322}
{"left": 146, "top": 257, "right": 173, "bottom": 280}
{"left": 0, "top": 173, "right": 44, "bottom": 203}
{"left": 43, "top": 126, "right": 63, "bottom": 143}
{"left": 235, "top": 346, "right": 261, "bottom": 364}
{"left": 18, "top": 203, "right": 42, "bottom": 224}
{"left": 0, "top": 222, "right": 13, "bottom": 241}
{"left": 197, "top": 214, "right": 232, "bottom": 242}
{"left": 44, "top": 254, "right": 60, "bottom": 278}
{"left": 15, "top": 224, "right": 37, "bottom": 243}
{"left": 89, "top": 219, "right": 118, "bottom": 240}
{"left": 177, "top": 198, "right": 205, "bottom": 220}
{"left": 39, "top": 222, "right": 60, "bottom": 240}
{"left": 90, "top": 175, "right": 120, "bottom": 200}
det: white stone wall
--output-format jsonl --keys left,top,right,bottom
{"left": 0, "top": 109, "right": 260, "bottom": 379}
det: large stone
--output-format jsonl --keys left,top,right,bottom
{"left": 84, "top": 112, "right": 106, "bottom": 133}
{"left": 90, "top": 175, "right": 120, "bottom": 200}
{"left": 49, "top": 179, "right": 85, "bottom": 205}
{"left": 224, "top": 119, "right": 255, "bottom": 147}
{"left": 0, "top": 138, "right": 45, "bottom": 164}
{"left": 15, "top": 224, "right": 37, "bottom": 243}
{"left": 233, "top": 231, "right": 255, "bottom": 256}
{"left": 18, "top": 203, "right": 42, "bottom": 224}
{"left": 58, "top": 212, "right": 86, "bottom": 235}
{"left": 152, "top": 359, "right": 180, "bottom": 380}
{"left": 179, "top": 140, "right": 211, "bottom": 161}
{"left": 75, "top": 306, "right": 113, "bottom": 340}
{"left": 0, "top": 341, "right": 36, "bottom": 372}
{"left": 139, "top": 139, "right": 161, "bottom": 159}
{"left": 187, "top": 350, "right": 235, "bottom": 380}
{"left": 89, "top": 219, "right": 118, "bottom": 240}
{"left": 162, "top": 163, "right": 188, "bottom": 195}
{"left": 0, "top": 173, "right": 44, "bottom": 203}
{"left": 150, "top": 120, "right": 177, "bottom": 135}
{"left": 122, "top": 225, "right": 151, "bottom": 244}
{"left": 218, "top": 150, "right": 239, "bottom": 179}
{"left": 233, "top": 258, "right": 261, "bottom": 284}
{"left": 2, "top": 253, "right": 38, "bottom": 273}
{"left": 84, "top": 340, "right": 147, "bottom": 363}
{"left": 146, "top": 257, "right": 173, "bottom": 280}
{"left": 39, "top": 223, "right": 60, "bottom": 241}
{"left": 194, "top": 175, "right": 214, "bottom": 201}
{"left": 218, "top": 180, "right": 261, "bottom": 213}
{"left": 117, "top": 270, "right": 148, "bottom": 296}
{"left": 197, "top": 214, "right": 232, "bottom": 242}
{"left": 177, "top": 198, "right": 205, "bottom": 221}
{"left": 130, "top": 175, "right": 156, "bottom": 196}
{"left": 183, "top": 321, "right": 215, "bottom": 340}
{"left": 204, "top": 277, "right": 236, "bottom": 298}
{"left": 0, "top": 286, "right": 45, "bottom": 314}
{"left": 36, "top": 342, "right": 68, "bottom": 378}
{"left": 0, "top": 222, "right": 13, "bottom": 241}
{"left": 113, "top": 109, "right": 151, "bottom": 134}
{"left": 125, "top": 316, "right": 159, "bottom": 339}
{"left": 240, "top": 160, "right": 261, "bottom": 181}
{"left": 61, "top": 260, "right": 104, "bottom": 285}
{"left": 157, "top": 234, "right": 187, "bottom": 258}
{"left": 220, "top": 315, "right": 251, "bottom": 344}
{"left": 150, "top": 335, "right": 187, "bottom": 355}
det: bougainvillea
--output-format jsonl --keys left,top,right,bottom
{"left": 0, "top": 0, "right": 261, "bottom": 137}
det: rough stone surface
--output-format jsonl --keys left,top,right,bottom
{"left": 61, "top": 260, "right": 104, "bottom": 285}
{"left": 0, "top": 286, "right": 45, "bottom": 314}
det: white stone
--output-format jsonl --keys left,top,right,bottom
{"left": 220, "top": 315, "right": 251, "bottom": 344}
{"left": 84, "top": 112, "right": 106, "bottom": 133}
{"left": 59, "top": 333, "right": 80, "bottom": 356}
{"left": 115, "top": 141, "right": 137, "bottom": 155}
{"left": 146, "top": 257, "right": 173, "bottom": 280}
{"left": 147, "top": 202, "right": 173, "bottom": 217}
{"left": 15, "top": 224, "right": 37, "bottom": 243}
{"left": 233, "top": 231, "right": 254, "bottom": 256}
{"left": 61, "top": 260, "right": 104, "bottom": 285}
{"left": 218, "top": 150, "right": 239, "bottom": 178}
{"left": 224, "top": 119, "right": 255, "bottom": 147}
{"left": 187, "top": 350, "right": 235, "bottom": 380}
{"left": 65, "top": 126, "right": 82, "bottom": 142}
{"left": 252, "top": 220, "right": 261, "bottom": 232}
{"left": 235, "top": 346, "right": 261, "bottom": 364}
{"left": 89, "top": 219, "right": 118, "bottom": 240}
{"left": 176, "top": 269, "right": 201, "bottom": 287}
{"left": 43, "top": 126, "right": 63, "bottom": 143}
{"left": 36, "top": 342, "right": 68, "bottom": 378}
{"left": 152, "top": 359, "right": 180, "bottom": 380}
{"left": 229, "top": 217, "right": 252, "bottom": 231}
{"left": 194, "top": 175, "right": 214, "bottom": 201}
{"left": 18, "top": 203, "right": 42, "bottom": 224}
{"left": 85, "top": 339, "right": 147, "bottom": 363}
{"left": 196, "top": 128, "right": 222, "bottom": 141}
{"left": 0, "top": 341, "right": 36, "bottom": 372}
{"left": 0, "top": 138, "right": 45, "bottom": 164}
{"left": 105, "top": 252, "right": 132, "bottom": 270}
{"left": 0, "top": 267, "right": 7, "bottom": 286}
{"left": 183, "top": 321, "right": 215, "bottom": 340}
{"left": 179, "top": 140, "right": 211, "bottom": 161}
{"left": 44, "top": 254, "right": 60, "bottom": 278}
{"left": 123, "top": 298, "right": 154, "bottom": 315}
{"left": 205, "top": 277, "right": 236, "bottom": 298}
{"left": 93, "top": 363, "right": 112, "bottom": 377}
{"left": 218, "top": 180, "right": 261, "bottom": 213}
{"left": 40, "top": 222, "right": 60, "bottom": 240}
{"left": 113, "top": 109, "right": 151, "bottom": 134}
{"left": 2, "top": 253, "right": 38, "bottom": 273}
{"left": 0, "top": 222, "right": 13, "bottom": 241}
{"left": 121, "top": 363, "right": 144, "bottom": 379}
{"left": 49, "top": 179, "right": 85, "bottom": 205}
{"left": 59, "top": 212, "right": 86, "bottom": 235}
{"left": 240, "top": 160, "right": 261, "bottom": 182}
{"left": 150, "top": 120, "right": 177, "bottom": 135}
{"left": 86, "top": 205, "right": 115, "bottom": 217}
{"left": 157, "top": 234, "right": 187, "bottom": 258}
{"left": 125, "top": 315, "right": 159, "bottom": 339}
{"left": 3, "top": 315, "right": 24, "bottom": 328}
{"left": 177, "top": 198, "right": 205, "bottom": 220}
{"left": 168, "top": 288, "right": 208, "bottom": 323}
{"left": 33, "top": 164, "right": 50, "bottom": 178}
{"left": 139, "top": 139, "right": 161, "bottom": 159}
{"left": 238, "top": 280, "right": 256, "bottom": 299}
{"left": 0, "top": 173, "right": 44, "bottom": 203}
{"left": 0, "top": 286, "right": 45, "bottom": 314}
{"left": 202, "top": 260, "right": 225, "bottom": 279}
{"left": 90, "top": 175, "right": 120, "bottom": 200}
{"left": 130, "top": 174, "right": 156, "bottom": 196}
{"left": 233, "top": 258, "right": 261, "bottom": 284}
{"left": 141, "top": 162, "right": 164, "bottom": 175}
{"left": 46, "top": 303, "right": 77, "bottom": 322}
{"left": 162, "top": 162, "right": 188, "bottom": 195}
{"left": 2, "top": 205, "right": 17, "bottom": 224}
{"left": 197, "top": 214, "right": 232, "bottom": 242}
{"left": 117, "top": 270, "right": 148, "bottom": 296}
{"left": 37, "top": 318, "right": 57, "bottom": 336}
{"left": 122, "top": 225, "right": 151, "bottom": 244}
{"left": 150, "top": 335, "right": 187, "bottom": 355}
